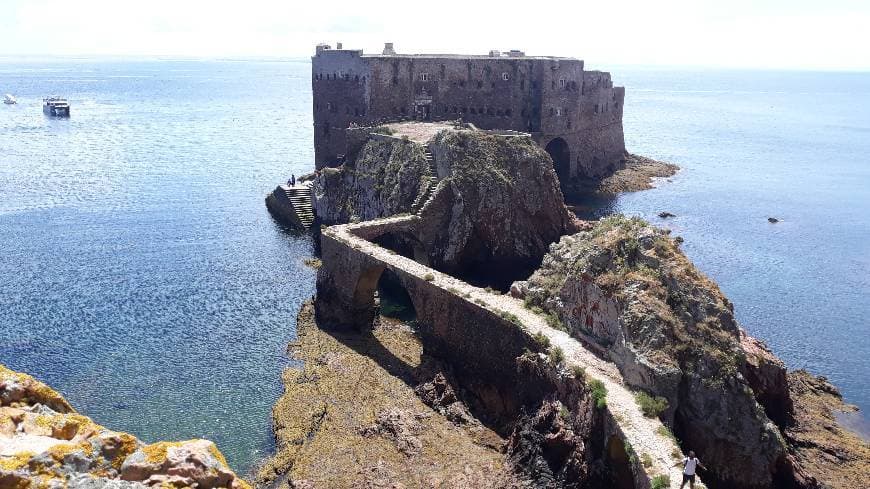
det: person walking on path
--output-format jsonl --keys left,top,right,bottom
{"left": 291, "top": 174, "right": 296, "bottom": 186}
{"left": 675, "top": 450, "right": 706, "bottom": 488}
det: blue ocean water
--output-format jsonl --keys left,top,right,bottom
{"left": 0, "top": 59, "right": 316, "bottom": 473}
{"left": 593, "top": 67, "right": 870, "bottom": 423}
{"left": 1, "top": 60, "right": 868, "bottom": 474}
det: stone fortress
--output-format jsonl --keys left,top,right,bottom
{"left": 312, "top": 42, "right": 626, "bottom": 186}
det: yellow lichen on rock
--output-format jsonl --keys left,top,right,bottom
{"left": 0, "top": 451, "right": 34, "bottom": 471}
{"left": 1, "top": 363, "right": 251, "bottom": 489}
{"left": 0, "top": 365, "right": 73, "bottom": 413}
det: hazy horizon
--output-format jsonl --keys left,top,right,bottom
{"left": 2, "top": 0, "right": 869, "bottom": 72}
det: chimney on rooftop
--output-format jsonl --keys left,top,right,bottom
{"left": 383, "top": 42, "right": 396, "bottom": 55}
{"left": 336, "top": 42, "right": 343, "bottom": 49}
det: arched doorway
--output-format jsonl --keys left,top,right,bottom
{"left": 545, "top": 138, "right": 571, "bottom": 185}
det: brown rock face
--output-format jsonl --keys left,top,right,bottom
{"left": 780, "top": 370, "right": 870, "bottom": 489}
{"left": 740, "top": 330, "right": 793, "bottom": 427}
{"left": 312, "top": 136, "right": 428, "bottom": 224}
{"left": 515, "top": 217, "right": 788, "bottom": 488}
{"left": 421, "top": 130, "right": 580, "bottom": 281}
{"left": 311, "top": 126, "right": 580, "bottom": 287}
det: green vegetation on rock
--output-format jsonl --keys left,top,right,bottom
{"left": 635, "top": 391, "right": 669, "bottom": 418}
{"left": 587, "top": 378, "right": 607, "bottom": 409}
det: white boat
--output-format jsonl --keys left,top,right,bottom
{"left": 3, "top": 94, "right": 15, "bottom": 105}
{"left": 43, "top": 97, "right": 70, "bottom": 117}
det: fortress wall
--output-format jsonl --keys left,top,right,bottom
{"left": 312, "top": 51, "right": 372, "bottom": 166}
{"left": 312, "top": 46, "right": 627, "bottom": 179}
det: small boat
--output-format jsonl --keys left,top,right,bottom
{"left": 43, "top": 97, "right": 70, "bottom": 117}
{"left": 3, "top": 94, "right": 15, "bottom": 105}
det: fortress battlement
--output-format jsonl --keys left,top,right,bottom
{"left": 312, "top": 43, "right": 626, "bottom": 185}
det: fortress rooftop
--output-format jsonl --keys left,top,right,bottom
{"left": 315, "top": 42, "right": 579, "bottom": 61}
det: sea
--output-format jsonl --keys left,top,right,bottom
{"left": 1, "top": 58, "right": 868, "bottom": 473}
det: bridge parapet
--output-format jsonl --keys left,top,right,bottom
{"left": 316, "top": 217, "right": 699, "bottom": 488}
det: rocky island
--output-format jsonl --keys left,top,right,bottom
{"left": 263, "top": 121, "right": 869, "bottom": 488}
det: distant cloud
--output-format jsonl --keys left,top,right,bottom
{"left": 1, "top": 0, "right": 868, "bottom": 70}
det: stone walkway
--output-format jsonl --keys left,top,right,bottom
{"left": 326, "top": 216, "right": 700, "bottom": 489}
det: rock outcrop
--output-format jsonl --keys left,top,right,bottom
{"left": 511, "top": 215, "right": 870, "bottom": 488}
{"left": 312, "top": 135, "right": 429, "bottom": 224}
{"left": 0, "top": 364, "right": 249, "bottom": 489}
{"left": 420, "top": 130, "right": 580, "bottom": 277}
{"left": 312, "top": 125, "right": 580, "bottom": 286}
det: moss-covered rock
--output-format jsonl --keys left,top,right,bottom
{"left": 512, "top": 215, "right": 870, "bottom": 488}
{"left": 422, "top": 130, "right": 579, "bottom": 277}
{"left": 513, "top": 216, "right": 786, "bottom": 488}
{"left": 313, "top": 137, "right": 428, "bottom": 224}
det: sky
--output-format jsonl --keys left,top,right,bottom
{"left": 1, "top": 0, "right": 869, "bottom": 70}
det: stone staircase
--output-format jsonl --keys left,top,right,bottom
{"left": 410, "top": 146, "right": 439, "bottom": 214}
{"left": 282, "top": 182, "right": 315, "bottom": 228}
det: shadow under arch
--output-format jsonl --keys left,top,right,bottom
{"left": 545, "top": 137, "right": 571, "bottom": 187}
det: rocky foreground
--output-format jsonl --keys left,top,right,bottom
{"left": 0, "top": 364, "right": 250, "bottom": 489}
{"left": 256, "top": 302, "right": 528, "bottom": 489}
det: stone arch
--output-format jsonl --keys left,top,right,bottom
{"left": 545, "top": 137, "right": 571, "bottom": 185}
{"left": 350, "top": 265, "right": 419, "bottom": 327}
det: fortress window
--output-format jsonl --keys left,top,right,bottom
{"left": 502, "top": 72, "right": 509, "bottom": 81}
{"left": 440, "top": 65, "right": 446, "bottom": 79}
{"left": 420, "top": 73, "right": 430, "bottom": 81}
{"left": 549, "top": 108, "right": 554, "bottom": 116}
{"left": 559, "top": 79, "right": 566, "bottom": 88}
{"left": 551, "top": 81, "right": 556, "bottom": 89}
{"left": 362, "top": 76, "right": 366, "bottom": 83}
{"left": 520, "top": 80, "right": 525, "bottom": 89}
{"left": 614, "top": 102, "right": 620, "bottom": 109}
{"left": 326, "top": 102, "right": 332, "bottom": 111}
{"left": 594, "top": 104, "right": 599, "bottom": 114}
{"left": 556, "top": 107, "right": 562, "bottom": 116}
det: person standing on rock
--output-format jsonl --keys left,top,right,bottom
{"left": 676, "top": 450, "right": 706, "bottom": 488}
